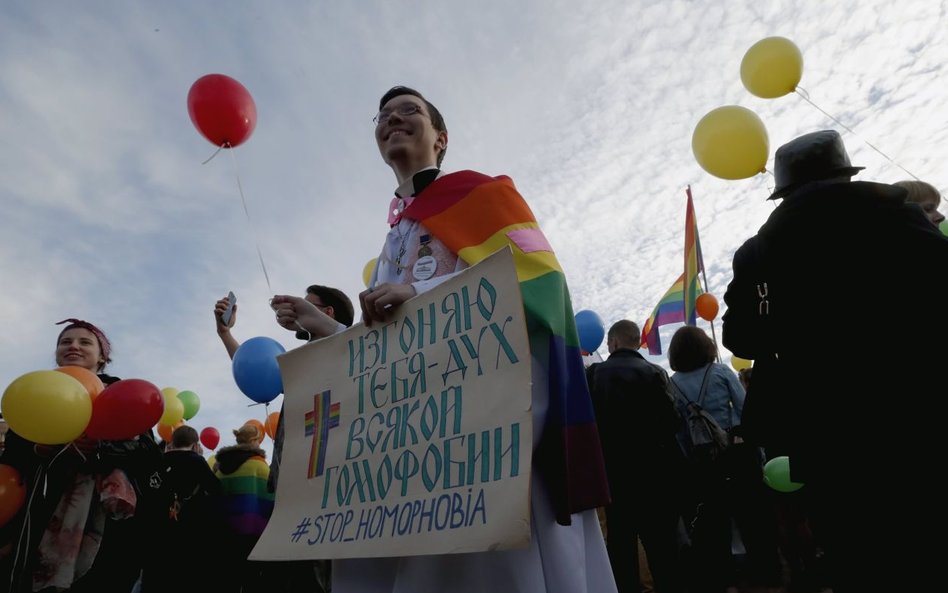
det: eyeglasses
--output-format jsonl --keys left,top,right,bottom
{"left": 373, "top": 104, "right": 425, "bottom": 125}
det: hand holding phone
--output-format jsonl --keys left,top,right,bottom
{"left": 221, "top": 291, "right": 237, "bottom": 326}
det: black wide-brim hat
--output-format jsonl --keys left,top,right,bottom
{"left": 768, "top": 129, "right": 864, "bottom": 199}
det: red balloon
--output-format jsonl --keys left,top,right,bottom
{"left": 696, "top": 293, "right": 720, "bottom": 321}
{"left": 0, "top": 464, "right": 27, "bottom": 528}
{"left": 84, "top": 379, "right": 164, "bottom": 441}
{"left": 200, "top": 427, "right": 220, "bottom": 450}
{"left": 187, "top": 74, "right": 257, "bottom": 148}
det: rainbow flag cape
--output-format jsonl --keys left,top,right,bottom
{"left": 641, "top": 188, "right": 705, "bottom": 355}
{"left": 402, "top": 170, "right": 610, "bottom": 525}
{"left": 216, "top": 454, "right": 275, "bottom": 537}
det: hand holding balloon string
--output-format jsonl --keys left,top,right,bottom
{"left": 270, "top": 295, "right": 342, "bottom": 340}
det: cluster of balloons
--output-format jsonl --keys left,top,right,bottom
{"left": 1, "top": 366, "right": 226, "bottom": 453}
{"left": 155, "top": 387, "right": 203, "bottom": 443}
{"left": 692, "top": 37, "right": 804, "bottom": 180}
{"left": 2, "top": 369, "right": 163, "bottom": 445}
{"left": 574, "top": 309, "right": 605, "bottom": 354}
{"left": 187, "top": 74, "right": 257, "bottom": 148}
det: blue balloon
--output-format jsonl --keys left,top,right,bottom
{"left": 574, "top": 309, "right": 605, "bottom": 353}
{"left": 232, "top": 336, "right": 286, "bottom": 403}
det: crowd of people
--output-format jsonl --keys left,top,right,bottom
{"left": 0, "top": 87, "right": 945, "bottom": 593}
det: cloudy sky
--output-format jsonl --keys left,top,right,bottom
{"left": 2, "top": 0, "right": 945, "bottom": 455}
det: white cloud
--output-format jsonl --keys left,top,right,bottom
{"left": 2, "top": 0, "right": 945, "bottom": 449}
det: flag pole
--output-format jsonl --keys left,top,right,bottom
{"left": 689, "top": 185, "right": 722, "bottom": 363}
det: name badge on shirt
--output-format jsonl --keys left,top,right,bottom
{"left": 412, "top": 255, "right": 437, "bottom": 281}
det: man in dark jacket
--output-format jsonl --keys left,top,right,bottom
{"left": 141, "top": 426, "right": 221, "bottom": 593}
{"left": 722, "top": 130, "right": 948, "bottom": 592}
{"left": 586, "top": 320, "right": 684, "bottom": 593}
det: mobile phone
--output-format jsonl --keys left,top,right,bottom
{"left": 221, "top": 291, "right": 237, "bottom": 325}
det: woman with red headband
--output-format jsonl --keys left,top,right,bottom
{"left": 0, "top": 320, "right": 162, "bottom": 593}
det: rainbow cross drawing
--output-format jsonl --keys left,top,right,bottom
{"left": 304, "top": 389, "right": 340, "bottom": 479}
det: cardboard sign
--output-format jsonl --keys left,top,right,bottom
{"left": 251, "top": 248, "right": 532, "bottom": 560}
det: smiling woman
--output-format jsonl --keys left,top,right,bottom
{"left": 0, "top": 319, "right": 163, "bottom": 593}
{"left": 54, "top": 318, "right": 111, "bottom": 374}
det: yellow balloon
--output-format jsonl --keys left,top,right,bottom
{"left": 207, "top": 454, "right": 217, "bottom": 469}
{"left": 2, "top": 370, "right": 92, "bottom": 444}
{"left": 692, "top": 106, "right": 769, "bottom": 180}
{"left": 731, "top": 356, "right": 753, "bottom": 372}
{"left": 159, "top": 389, "right": 185, "bottom": 426}
{"left": 741, "top": 37, "right": 803, "bottom": 99}
{"left": 362, "top": 257, "right": 378, "bottom": 288}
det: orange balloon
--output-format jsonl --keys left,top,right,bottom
{"left": 55, "top": 366, "right": 105, "bottom": 400}
{"left": 157, "top": 420, "right": 185, "bottom": 444}
{"left": 696, "top": 293, "right": 720, "bottom": 321}
{"left": 264, "top": 411, "right": 280, "bottom": 440}
{"left": 0, "top": 464, "right": 27, "bottom": 528}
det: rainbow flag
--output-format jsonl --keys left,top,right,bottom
{"left": 641, "top": 188, "right": 705, "bottom": 355}
{"left": 402, "top": 170, "right": 610, "bottom": 525}
{"left": 683, "top": 186, "right": 705, "bottom": 325}
{"left": 641, "top": 273, "right": 684, "bottom": 355}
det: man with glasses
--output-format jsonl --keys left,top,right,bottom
{"left": 271, "top": 86, "right": 615, "bottom": 593}
{"left": 213, "top": 285, "right": 353, "bottom": 593}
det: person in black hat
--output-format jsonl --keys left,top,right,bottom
{"left": 721, "top": 130, "right": 948, "bottom": 592}
{"left": 765, "top": 129, "right": 865, "bottom": 200}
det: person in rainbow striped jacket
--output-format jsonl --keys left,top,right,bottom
{"left": 214, "top": 422, "right": 274, "bottom": 591}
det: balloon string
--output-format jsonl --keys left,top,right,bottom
{"left": 226, "top": 145, "right": 273, "bottom": 294}
{"left": 794, "top": 87, "right": 921, "bottom": 182}
{"left": 201, "top": 145, "right": 224, "bottom": 165}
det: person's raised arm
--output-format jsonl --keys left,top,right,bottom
{"left": 214, "top": 296, "right": 240, "bottom": 360}
{"left": 271, "top": 295, "right": 345, "bottom": 339}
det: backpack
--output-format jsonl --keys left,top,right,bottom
{"left": 145, "top": 458, "right": 212, "bottom": 526}
{"left": 671, "top": 365, "right": 730, "bottom": 463}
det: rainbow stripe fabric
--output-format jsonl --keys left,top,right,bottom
{"left": 216, "top": 455, "right": 275, "bottom": 537}
{"left": 305, "top": 390, "right": 340, "bottom": 479}
{"left": 402, "top": 170, "right": 610, "bottom": 525}
{"left": 641, "top": 188, "right": 705, "bottom": 355}
{"left": 640, "top": 273, "right": 687, "bottom": 355}
{"left": 683, "top": 187, "right": 705, "bottom": 325}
